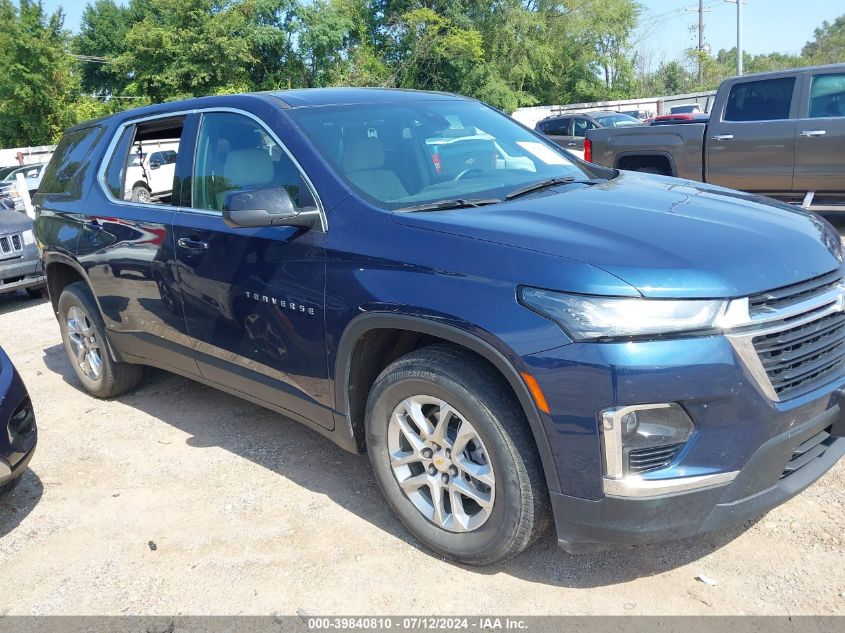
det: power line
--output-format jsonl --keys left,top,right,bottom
{"left": 72, "top": 54, "right": 110, "bottom": 64}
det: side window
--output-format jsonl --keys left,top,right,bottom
{"left": 191, "top": 111, "right": 310, "bottom": 213}
{"left": 546, "top": 118, "right": 570, "bottom": 136}
{"left": 809, "top": 73, "right": 845, "bottom": 118}
{"left": 103, "top": 126, "right": 135, "bottom": 199}
{"left": 572, "top": 118, "right": 595, "bottom": 137}
{"left": 104, "top": 116, "right": 185, "bottom": 205}
{"left": 39, "top": 125, "right": 104, "bottom": 195}
{"left": 724, "top": 77, "right": 796, "bottom": 122}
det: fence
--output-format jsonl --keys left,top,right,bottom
{"left": 0, "top": 145, "right": 56, "bottom": 168}
{"left": 511, "top": 91, "right": 717, "bottom": 129}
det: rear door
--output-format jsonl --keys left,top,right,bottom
{"left": 76, "top": 114, "right": 197, "bottom": 375}
{"left": 794, "top": 68, "right": 845, "bottom": 193}
{"left": 172, "top": 109, "right": 333, "bottom": 429}
{"left": 706, "top": 75, "right": 799, "bottom": 193}
{"left": 540, "top": 117, "right": 573, "bottom": 148}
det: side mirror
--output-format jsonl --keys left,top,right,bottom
{"left": 149, "top": 160, "right": 161, "bottom": 170}
{"left": 222, "top": 187, "right": 320, "bottom": 229}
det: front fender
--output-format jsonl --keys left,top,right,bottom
{"left": 333, "top": 311, "right": 562, "bottom": 493}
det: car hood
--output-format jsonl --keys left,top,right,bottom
{"left": 393, "top": 171, "right": 843, "bottom": 298}
{"left": 0, "top": 208, "right": 33, "bottom": 235}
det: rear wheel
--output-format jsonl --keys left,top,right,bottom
{"left": 131, "top": 185, "right": 151, "bottom": 203}
{"left": 57, "top": 281, "right": 142, "bottom": 398}
{"left": 365, "top": 344, "right": 549, "bottom": 565}
{"left": 633, "top": 166, "right": 670, "bottom": 175}
{"left": 0, "top": 476, "right": 21, "bottom": 496}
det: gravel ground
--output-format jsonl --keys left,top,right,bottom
{"left": 0, "top": 290, "right": 843, "bottom": 616}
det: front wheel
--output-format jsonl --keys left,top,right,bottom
{"left": 365, "top": 344, "right": 549, "bottom": 565}
{"left": 57, "top": 281, "right": 143, "bottom": 398}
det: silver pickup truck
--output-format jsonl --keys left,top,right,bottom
{"left": 585, "top": 63, "right": 845, "bottom": 210}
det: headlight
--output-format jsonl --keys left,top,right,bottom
{"left": 519, "top": 287, "right": 727, "bottom": 340}
{"left": 21, "top": 229, "right": 34, "bottom": 245}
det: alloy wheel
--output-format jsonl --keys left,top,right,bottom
{"left": 66, "top": 305, "right": 103, "bottom": 381}
{"left": 388, "top": 395, "right": 495, "bottom": 533}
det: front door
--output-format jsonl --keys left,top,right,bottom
{"left": 794, "top": 69, "right": 845, "bottom": 194}
{"left": 567, "top": 117, "right": 598, "bottom": 159}
{"left": 706, "top": 75, "right": 799, "bottom": 193}
{"left": 172, "top": 110, "right": 333, "bottom": 429}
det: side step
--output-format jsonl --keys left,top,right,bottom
{"left": 798, "top": 192, "right": 845, "bottom": 213}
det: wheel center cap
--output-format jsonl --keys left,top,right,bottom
{"left": 432, "top": 453, "right": 450, "bottom": 472}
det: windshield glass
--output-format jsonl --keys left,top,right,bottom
{"left": 287, "top": 100, "right": 593, "bottom": 208}
{"left": 594, "top": 113, "right": 641, "bottom": 128}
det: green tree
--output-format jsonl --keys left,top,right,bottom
{"left": 0, "top": 0, "right": 79, "bottom": 145}
{"left": 389, "top": 8, "right": 484, "bottom": 94}
{"left": 114, "top": 0, "right": 257, "bottom": 101}
{"left": 74, "top": 0, "right": 132, "bottom": 95}
{"left": 803, "top": 14, "right": 845, "bottom": 64}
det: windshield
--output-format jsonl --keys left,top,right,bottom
{"left": 594, "top": 113, "right": 641, "bottom": 128}
{"left": 287, "top": 100, "right": 594, "bottom": 209}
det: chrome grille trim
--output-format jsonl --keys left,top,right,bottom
{"left": 725, "top": 277, "right": 845, "bottom": 402}
{"left": 0, "top": 233, "right": 23, "bottom": 260}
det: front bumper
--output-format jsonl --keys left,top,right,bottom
{"left": 0, "top": 255, "right": 44, "bottom": 293}
{"left": 552, "top": 404, "right": 845, "bottom": 552}
{"left": 522, "top": 330, "right": 845, "bottom": 552}
{"left": 0, "top": 439, "right": 36, "bottom": 486}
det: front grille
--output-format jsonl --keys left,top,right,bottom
{"left": 753, "top": 310, "right": 845, "bottom": 399}
{"left": 627, "top": 443, "right": 684, "bottom": 475}
{"left": 0, "top": 233, "right": 23, "bottom": 259}
{"left": 781, "top": 426, "right": 836, "bottom": 479}
{"left": 749, "top": 269, "right": 842, "bottom": 315}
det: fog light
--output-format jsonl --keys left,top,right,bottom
{"left": 600, "top": 403, "right": 694, "bottom": 479}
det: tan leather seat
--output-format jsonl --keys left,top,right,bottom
{"left": 341, "top": 138, "right": 408, "bottom": 201}
{"left": 215, "top": 148, "right": 274, "bottom": 210}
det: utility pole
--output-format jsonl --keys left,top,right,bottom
{"left": 725, "top": 0, "right": 746, "bottom": 76}
{"left": 699, "top": 0, "right": 705, "bottom": 82}
{"left": 686, "top": 1, "right": 710, "bottom": 84}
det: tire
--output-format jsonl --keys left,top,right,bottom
{"left": 365, "top": 343, "right": 549, "bottom": 565}
{"left": 0, "top": 475, "right": 21, "bottom": 496}
{"left": 634, "top": 166, "right": 670, "bottom": 175}
{"left": 131, "top": 185, "right": 151, "bottom": 203}
{"left": 25, "top": 286, "right": 43, "bottom": 299}
{"left": 57, "top": 281, "right": 143, "bottom": 398}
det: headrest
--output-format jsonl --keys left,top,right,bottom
{"left": 223, "top": 148, "right": 273, "bottom": 187}
{"left": 342, "top": 138, "right": 385, "bottom": 172}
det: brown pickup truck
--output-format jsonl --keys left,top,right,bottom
{"left": 585, "top": 64, "right": 845, "bottom": 210}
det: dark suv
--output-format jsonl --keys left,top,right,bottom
{"left": 34, "top": 89, "right": 845, "bottom": 564}
{"left": 0, "top": 346, "right": 37, "bottom": 495}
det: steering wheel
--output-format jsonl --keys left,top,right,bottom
{"left": 453, "top": 168, "right": 484, "bottom": 181}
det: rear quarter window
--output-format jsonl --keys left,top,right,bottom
{"left": 39, "top": 125, "right": 104, "bottom": 196}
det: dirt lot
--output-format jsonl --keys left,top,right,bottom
{"left": 0, "top": 290, "right": 843, "bottom": 617}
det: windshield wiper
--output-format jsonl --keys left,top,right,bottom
{"left": 505, "top": 176, "right": 596, "bottom": 200}
{"left": 396, "top": 198, "right": 503, "bottom": 212}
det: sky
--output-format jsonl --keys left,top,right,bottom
{"left": 44, "top": 0, "right": 842, "bottom": 64}
{"left": 639, "top": 0, "right": 840, "bottom": 64}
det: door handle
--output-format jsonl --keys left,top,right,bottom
{"left": 800, "top": 130, "right": 827, "bottom": 137}
{"left": 177, "top": 237, "right": 208, "bottom": 250}
{"left": 711, "top": 134, "right": 734, "bottom": 141}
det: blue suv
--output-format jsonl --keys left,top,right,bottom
{"left": 33, "top": 89, "right": 845, "bottom": 564}
{"left": 0, "top": 346, "right": 36, "bottom": 495}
